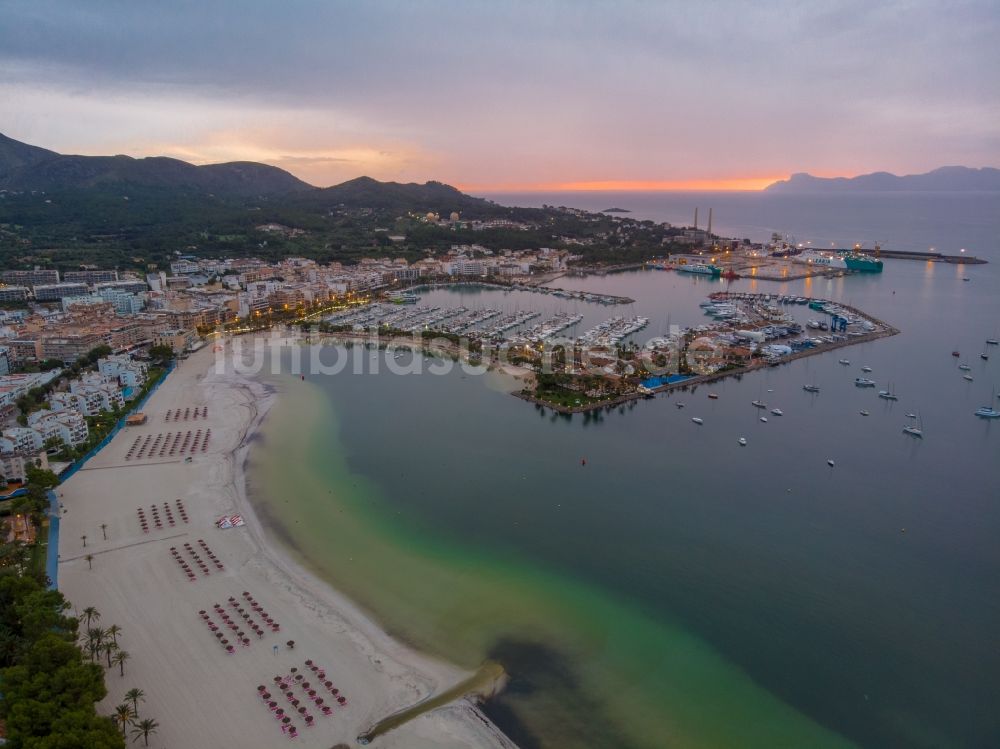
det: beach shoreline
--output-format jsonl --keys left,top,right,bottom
{"left": 56, "top": 343, "right": 515, "bottom": 749}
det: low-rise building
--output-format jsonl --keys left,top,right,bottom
{"left": 27, "top": 408, "right": 89, "bottom": 447}
{"left": 153, "top": 328, "right": 197, "bottom": 354}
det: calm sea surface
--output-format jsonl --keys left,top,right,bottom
{"left": 249, "top": 192, "right": 1000, "bottom": 749}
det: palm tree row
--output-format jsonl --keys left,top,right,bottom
{"left": 78, "top": 608, "right": 130, "bottom": 676}
{"left": 78, "top": 608, "right": 159, "bottom": 745}
{"left": 112, "top": 689, "right": 158, "bottom": 745}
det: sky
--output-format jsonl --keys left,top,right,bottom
{"left": 1, "top": 0, "right": 998, "bottom": 191}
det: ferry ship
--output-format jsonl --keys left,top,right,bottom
{"left": 793, "top": 250, "right": 883, "bottom": 273}
{"left": 676, "top": 263, "right": 722, "bottom": 277}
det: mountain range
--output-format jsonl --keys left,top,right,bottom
{"left": 0, "top": 133, "right": 498, "bottom": 215}
{"left": 765, "top": 166, "right": 1000, "bottom": 193}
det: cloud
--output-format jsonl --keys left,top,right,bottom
{"left": 1, "top": 0, "right": 997, "bottom": 187}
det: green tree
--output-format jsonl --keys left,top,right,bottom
{"left": 148, "top": 344, "right": 175, "bottom": 363}
{"left": 106, "top": 624, "right": 122, "bottom": 647}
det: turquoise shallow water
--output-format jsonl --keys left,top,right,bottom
{"left": 249, "top": 194, "right": 1000, "bottom": 748}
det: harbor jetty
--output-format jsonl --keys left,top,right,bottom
{"left": 518, "top": 292, "right": 899, "bottom": 414}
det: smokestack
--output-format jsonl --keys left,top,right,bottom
{"left": 707, "top": 208, "right": 713, "bottom": 235}
{"left": 693, "top": 207, "right": 698, "bottom": 230}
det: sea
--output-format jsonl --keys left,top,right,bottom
{"left": 247, "top": 191, "right": 1000, "bottom": 749}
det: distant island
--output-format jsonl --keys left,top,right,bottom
{"left": 602, "top": 207, "right": 631, "bottom": 213}
{"left": 765, "top": 166, "right": 1000, "bottom": 193}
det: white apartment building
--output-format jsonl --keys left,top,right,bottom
{"left": 98, "top": 354, "right": 149, "bottom": 389}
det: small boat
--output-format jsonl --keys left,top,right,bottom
{"left": 770, "top": 408, "right": 783, "bottom": 416}
{"left": 738, "top": 437, "right": 747, "bottom": 446}
{"left": 987, "top": 339, "right": 999, "bottom": 346}
{"left": 975, "top": 406, "right": 1000, "bottom": 418}
{"left": 903, "top": 413, "right": 923, "bottom": 437}
{"left": 766, "top": 388, "right": 773, "bottom": 392}
{"left": 861, "top": 366, "right": 873, "bottom": 373}
{"left": 751, "top": 400, "right": 767, "bottom": 409}
{"left": 691, "top": 417, "right": 703, "bottom": 425}
{"left": 855, "top": 378, "right": 876, "bottom": 387}
{"left": 963, "top": 374, "right": 974, "bottom": 381}
{"left": 905, "top": 413, "right": 916, "bottom": 418}
{"left": 759, "top": 416, "right": 768, "bottom": 423}
{"left": 838, "top": 359, "right": 850, "bottom": 365}
{"left": 958, "top": 364, "right": 971, "bottom": 371}
{"left": 952, "top": 351, "right": 960, "bottom": 357}
{"left": 707, "top": 393, "right": 719, "bottom": 399}
{"left": 803, "top": 384, "right": 820, "bottom": 393}
{"left": 675, "top": 402, "right": 685, "bottom": 408}
{"left": 878, "top": 390, "right": 898, "bottom": 401}
{"left": 827, "top": 459, "right": 835, "bottom": 467}
{"left": 981, "top": 352, "right": 989, "bottom": 361}
{"left": 860, "top": 409, "right": 870, "bottom": 416}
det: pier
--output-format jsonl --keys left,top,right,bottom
{"left": 854, "top": 247, "right": 987, "bottom": 264}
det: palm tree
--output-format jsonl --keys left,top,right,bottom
{"left": 106, "top": 624, "right": 122, "bottom": 647}
{"left": 124, "top": 687, "right": 144, "bottom": 717}
{"left": 130, "top": 717, "right": 159, "bottom": 746}
{"left": 81, "top": 534, "right": 87, "bottom": 548}
{"left": 85, "top": 627, "right": 105, "bottom": 662}
{"left": 112, "top": 703, "right": 134, "bottom": 739}
{"left": 82, "top": 606, "right": 101, "bottom": 629}
{"left": 103, "top": 640, "right": 117, "bottom": 667}
{"left": 100, "top": 523, "right": 108, "bottom": 540}
{"left": 85, "top": 554, "right": 93, "bottom": 570}
{"left": 112, "top": 649, "right": 130, "bottom": 676}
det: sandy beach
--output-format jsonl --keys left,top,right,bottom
{"left": 57, "top": 344, "right": 514, "bottom": 749}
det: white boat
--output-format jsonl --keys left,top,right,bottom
{"left": 958, "top": 364, "right": 971, "bottom": 371}
{"left": 860, "top": 409, "right": 870, "bottom": 416}
{"left": 770, "top": 408, "right": 783, "bottom": 416}
{"left": 906, "top": 413, "right": 916, "bottom": 418}
{"left": 878, "top": 389, "right": 898, "bottom": 401}
{"left": 827, "top": 459, "right": 835, "bottom": 467}
{"left": 691, "top": 417, "right": 703, "bottom": 425}
{"left": 903, "top": 425, "right": 923, "bottom": 437}
{"left": 838, "top": 359, "right": 850, "bottom": 365}
{"left": 738, "top": 437, "right": 747, "bottom": 446}
{"left": 675, "top": 402, "right": 685, "bottom": 408}
{"left": 803, "top": 384, "right": 820, "bottom": 393}
{"left": 855, "top": 378, "right": 876, "bottom": 387}
{"left": 975, "top": 406, "right": 1000, "bottom": 418}
{"left": 861, "top": 366, "right": 872, "bottom": 373}
{"left": 759, "top": 416, "right": 768, "bottom": 423}
{"left": 987, "top": 339, "right": 999, "bottom": 346}
{"left": 751, "top": 400, "right": 767, "bottom": 409}
{"left": 963, "top": 374, "right": 974, "bottom": 381}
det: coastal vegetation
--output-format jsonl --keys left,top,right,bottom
{"left": 0, "top": 575, "right": 126, "bottom": 747}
